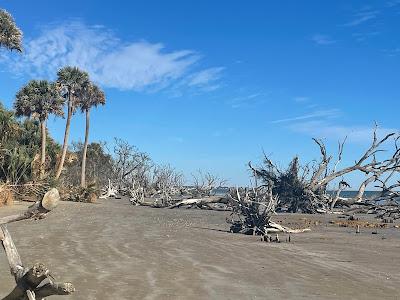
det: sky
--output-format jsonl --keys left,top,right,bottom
{"left": 0, "top": 0, "right": 399, "bottom": 186}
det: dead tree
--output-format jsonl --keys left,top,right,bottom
{"left": 188, "top": 171, "right": 227, "bottom": 198}
{"left": 227, "top": 182, "right": 310, "bottom": 237}
{"left": 252, "top": 125, "right": 400, "bottom": 216}
{"left": 100, "top": 179, "right": 118, "bottom": 199}
{"left": 0, "top": 188, "right": 75, "bottom": 299}
{"left": 127, "top": 165, "right": 185, "bottom": 206}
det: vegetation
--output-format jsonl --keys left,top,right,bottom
{"left": 0, "top": 103, "right": 60, "bottom": 184}
{"left": 78, "top": 83, "right": 106, "bottom": 187}
{"left": 0, "top": 9, "right": 22, "bottom": 52}
{"left": 55, "top": 66, "right": 90, "bottom": 179}
{"left": 14, "top": 80, "right": 64, "bottom": 178}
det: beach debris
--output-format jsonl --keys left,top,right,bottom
{"left": 0, "top": 188, "right": 75, "bottom": 299}
{"left": 100, "top": 179, "right": 118, "bottom": 199}
{"left": 248, "top": 125, "right": 400, "bottom": 219}
{"left": 227, "top": 182, "right": 310, "bottom": 238}
{"left": 126, "top": 170, "right": 227, "bottom": 209}
{"left": 61, "top": 183, "right": 98, "bottom": 203}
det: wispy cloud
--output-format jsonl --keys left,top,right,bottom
{"left": 187, "top": 67, "right": 224, "bottom": 91}
{"left": 352, "top": 31, "right": 380, "bottom": 42}
{"left": 287, "top": 120, "right": 398, "bottom": 143}
{"left": 168, "top": 136, "right": 184, "bottom": 143}
{"left": 228, "top": 92, "right": 266, "bottom": 108}
{"left": 293, "top": 96, "right": 310, "bottom": 103}
{"left": 312, "top": 34, "right": 336, "bottom": 45}
{"left": 271, "top": 109, "right": 340, "bottom": 124}
{"left": 383, "top": 47, "right": 400, "bottom": 57}
{"left": 343, "top": 9, "right": 379, "bottom": 27}
{"left": 0, "top": 21, "right": 222, "bottom": 92}
{"left": 386, "top": 0, "right": 400, "bottom": 8}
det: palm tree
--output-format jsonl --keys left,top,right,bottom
{"left": 0, "top": 9, "right": 22, "bottom": 51}
{"left": 55, "top": 66, "right": 89, "bottom": 179}
{"left": 14, "top": 80, "right": 64, "bottom": 178}
{"left": 78, "top": 83, "right": 106, "bottom": 187}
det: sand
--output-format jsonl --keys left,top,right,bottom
{"left": 0, "top": 198, "right": 399, "bottom": 299}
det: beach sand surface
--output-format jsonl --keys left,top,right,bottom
{"left": 0, "top": 198, "right": 399, "bottom": 299}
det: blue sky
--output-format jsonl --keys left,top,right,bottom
{"left": 0, "top": 0, "right": 399, "bottom": 186}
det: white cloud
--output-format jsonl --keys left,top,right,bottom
{"left": 383, "top": 47, "right": 400, "bottom": 57}
{"left": 228, "top": 92, "right": 266, "bottom": 108}
{"left": 1, "top": 21, "right": 222, "bottom": 92}
{"left": 271, "top": 109, "right": 340, "bottom": 124}
{"left": 386, "top": 0, "right": 400, "bottom": 7}
{"left": 188, "top": 67, "right": 224, "bottom": 88}
{"left": 293, "top": 96, "right": 310, "bottom": 103}
{"left": 287, "top": 120, "right": 398, "bottom": 143}
{"left": 343, "top": 9, "right": 379, "bottom": 27}
{"left": 312, "top": 34, "right": 336, "bottom": 45}
{"left": 168, "top": 136, "right": 184, "bottom": 143}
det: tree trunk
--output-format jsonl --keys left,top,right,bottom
{"left": 80, "top": 108, "right": 90, "bottom": 187}
{"left": 55, "top": 95, "right": 73, "bottom": 179}
{"left": 0, "top": 188, "right": 74, "bottom": 299}
{"left": 39, "top": 120, "right": 46, "bottom": 179}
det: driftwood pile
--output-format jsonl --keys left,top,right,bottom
{"left": 101, "top": 171, "right": 228, "bottom": 209}
{"left": 0, "top": 188, "right": 74, "bottom": 299}
{"left": 249, "top": 126, "right": 400, "bottom": 219}
{"left": 227, "top": 184, "right": 310, "bottom": 237}
{"left": 97, "top": 126, "right": 399, "bottom": 241}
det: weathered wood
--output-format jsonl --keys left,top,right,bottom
{"left": 167, "top": 196, "right": 228, "bottom": 209}
{"left": 100, "top": 179, "right": 117, "bottom": 199}
{"left": 0, "top": 189, "right": 74, "bottom": 300}
{"left": 35, "top": 282, "right": 75, "bottom": 298}
{"left": 0, "top": 225, "right": 24, "bottom": 281}
{"left": 0, "top": 188, "right": 60, "bottom": 225}
{"left": 266, "top": 221, "right": 311, "bottom": 234}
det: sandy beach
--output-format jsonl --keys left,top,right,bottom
{"left": 0, "top": 198, "right": 399, "bottom": 300}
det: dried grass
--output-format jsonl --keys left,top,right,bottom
{"left": 0, "top": 185, "right": 14, "bottom": 207}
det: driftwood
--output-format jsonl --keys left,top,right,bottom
{"left": 227, "top": 183, "right": 310, "bottom": 237}
{"left": 100, "top": 179, "right": 118, "bottom": 199}
{"left": 167, "top": 196, "right": 228, "bottom": 209}
{"left": 0, "top": 189, "right": 59, "bottom": 225}
{"left": 251, "top": 125, "right": 400, "bottom": 217}
{"left": 0, "top": 188, "right": 75, "bottom": 299}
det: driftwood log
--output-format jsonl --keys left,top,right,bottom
{"left": 167, "top": 196, "right": 228, "bottom": 209}
{"left": 0, "top": 188, "right": 75, "bottom": 299}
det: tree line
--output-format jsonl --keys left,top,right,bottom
{"left": 1, "top": 9, "right": 105, "bottom": 189}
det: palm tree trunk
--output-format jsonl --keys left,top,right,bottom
{"left": 40, "top": 119, "right": 46, "bottom": 179}
{"left": 80, "top": 109, "right": 90, "bottom": 187}
{"left": 55, "top": 96, "right": 73, "bottom": 179}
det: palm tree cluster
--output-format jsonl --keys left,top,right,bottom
{"left": 1, "top": 9, "right": 106, "bottom": 191}
{"left": 12, "top": 67, "right": 106, "bottom": 186}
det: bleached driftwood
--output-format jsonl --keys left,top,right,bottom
{"left": 250, "top": 125, "right": 400, "bottom": 217}
{"left": 167, "top": 196, "right": 228, "bottom": 209}
{"left": 100, "top": 179, "right": 118, "bottom": 199}
{"left": 265, "top": 221, "right": 311, "bottom": 234}
{"left": 0, "top": 189, "right": 75, "bottom": 299}
{"left": 228, "top": 184, "right": 310, "bottom": 237}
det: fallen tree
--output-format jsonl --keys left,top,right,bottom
{"left": 227, "top": 183, "right": 310, "bottom": 238}
{"left": 0, "top": 188, "right": 75, "bottom": 299}
{"left": 167, "top": 196, "right": 228, "bottom": 210}
{"left": 251, "top": 125, "right": 400, "bottom": 218}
